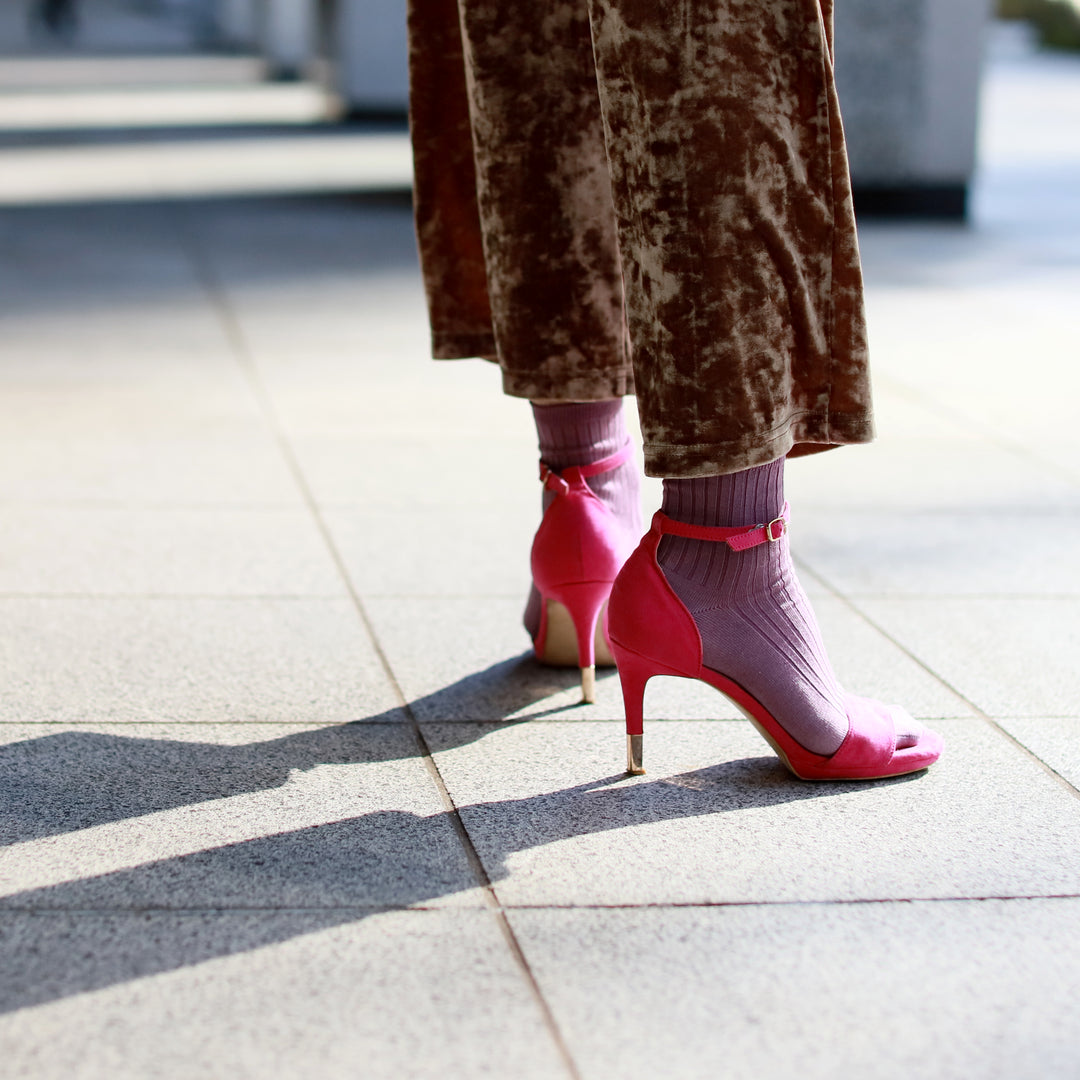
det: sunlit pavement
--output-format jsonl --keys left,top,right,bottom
{"left": 1, "top": 20, "right": 1080, "bottom": 1080}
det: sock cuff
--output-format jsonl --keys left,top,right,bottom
{"left": 661, "top": 457, "right": 784, "bottom": 527}
{"left": 532, "top": 400, "right": 628, "bottom": 469}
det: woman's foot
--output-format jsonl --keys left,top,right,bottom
{"left": 656, "top": 458, "right": 928, "bottom": 756}
{"left": 524, "top": 400, "right": 642, "bottom": 694}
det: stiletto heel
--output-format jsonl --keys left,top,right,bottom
{"left": 529, "top": 444, "right": 637, "bottom": 702}
{"left": 609, "top": 645, "right": 678, "bottom": 774}
{"left": 608, "top": 510, "right": 943, "bottom": 780}
{"left": 545, "top": 579, "right": 611, "bottom": 702}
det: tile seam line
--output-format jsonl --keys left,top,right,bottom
{"left": 796, "top": 558, "right": 1080, "bottom": 802}
{"left": 173, "top": 202, "right": 583, "bottom": 1080}
{"left": 0, "top": 593, "right": 351, "bottom": 600}
{"left": 791, "top": 590, "right": 1080, "bottom": 601}
{"left": 498, "top": 893, "right": 1080, "bottom": 908}
{"left": 0, "top": 502, "right": 313, "bottom": 510}
{"left": 345, "top": 590, "right": 1080, "bottom": 600}
{"left": 5, "top": 894, "right": 1079, "bottom": 916}
{"left": 0, "top": 719, "right": 411, "bottom": 726}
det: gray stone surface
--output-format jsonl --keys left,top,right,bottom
{"left": 0, "top": 372, "right": 266, "bottom": 442}
{"left": 368, "top": 594, "right": 743, "bottom": 722}
{"left": 287, "top": 432, "right": 538, "bottom": 509}
{"left": 0, "top": 910, "right": 568, "bottom": 1080}
{"left": 998, "top": 717, "right": 1080, "bottom": 790}
{"left": 509, "top": 900, "right": 1080, "bottom": 1080}
{"left": 785, "top": 426, "right": 1080, "bottom": 515}
{"left": 425, "top": 719, "right": 1080, "bottom": 906}
{"left": 0, "top": 723, "right": 484, "bottom": 909}
{"left": 256, "top": 347, "right": 526, "bottom": 440}
{"left": 326, "top": 506, "right": 538, "bottom": 598}
{"left": 0, "top": 435, "right": 302, "bottom": 506}
{"left": 796, "top": 510, "right": 1080, "bottom": 597}
{"left": 0, "top": 598, "right": 401, "bottom": 722}
{"left": 0, "top": 506, "right": 344, "bottom": 595}
{"left": 855, "top": 597, "right": 1080, "bottom": 717}
{"left": 366, "top": 593, "right": 974, "bottom": 722}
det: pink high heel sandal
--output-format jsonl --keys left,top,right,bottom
{"left": 530, "top": 443, "right": 637, "bottom": 702}
{"left": 608, "top": 509, "right": 944, "bottom": 778}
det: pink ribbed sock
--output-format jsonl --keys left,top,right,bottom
{"left": 657, "top": 458, "right": 917, "bottom": 756}
{"left": 524, "top": 400, "right": 642, "bottom": 640}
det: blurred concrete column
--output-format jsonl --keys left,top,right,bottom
{"left": 836, "top": 0, "right": 993, "bottom": 217}
{"left": 214, "top": 0, "right": 260, "bottom": 49}
{"left": 333, "top": 0, "right": 408, "bottom": 114}
{"left": 263, "top": 0, "right": 318, "bottom": 79}
{"left": 328, "top": 0, "right": 989, "bottom": 215}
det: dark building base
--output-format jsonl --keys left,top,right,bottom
{"left": 341, "top": 107, "right": 410, "bottom": 126}
{"left": 852, "top": 183, "right": 968, "bottom": 220}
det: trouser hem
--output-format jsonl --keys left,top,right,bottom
{"left": 644, "top": 413, "right": 875, "bottom": 478}
{"left": 432, "top": 332, "right": 499, "bottom": 360}
{"left": 500, "top": 369, "right": 635, "bottom": 401}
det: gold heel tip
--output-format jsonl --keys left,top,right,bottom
{"left": 626, "top": 733, "right": 644, "bottom": 775}
{"left": 580, "top": 665, "right": 596, "bottom": 704}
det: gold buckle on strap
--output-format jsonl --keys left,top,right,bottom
{"left": 765, "top": 516, "right": 785, "bottom": 542}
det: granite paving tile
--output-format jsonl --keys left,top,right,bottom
{"left": 366, "top": 594, "right": 740, "bottom": 722}
{"left": 0, "top": 309, "right": 232, "bottom": 366}
{"left": 853, "top": 596, "right": 1080, "bottom": 717}
{"left": 325, "top": 506, "right": 537, "bottom": 598}
{"left": 795, "top": 510, "right": 1080, "bottom": 597}
{"left": 509, "top": 900, "right": 1080, "bottom": 1080}
{"left": 424, "top": 718, "right": 1080, "bottom": 905}
{"left": 290, "top": 432, "right": 549, "bottom": 510}
{"left": 0, "top": 507, "right": 344, "bottom": 595}
{"left": 0, "top": 436, "right": 301, "bottom": 506}
{"left": 188, "top": 195, "right": 421, "bottom": 281}
{"left": 0, "top": 597, "right": 400, "bottom": 722}
{"left": 0, "top": 205, "right": 202, "bottom": 295}
{"left": 0, "top": 370, "right": 270, "bottom": 437}
{"left": 0, "top": 721, "right": 410, "bottom": 848}
{"left": 993, "top": 716, "right": 1080, "bottom": 792}
{"left": 785, "top": 437, "right": 1080, "bottom": 514}
{"left": 0, "top": 722, "right": 484, "bottom": 909}
{"left": 0, "top": 336, "right": 235, "bottom": 375}
{"left": 0, "top": 323, "right": 234, "bottom": 370}
{"left": 232, "top": 300, "right": 430, "bottom": 359}
{"left": 364, "top": 594, "right": 972, "bottom": 723}
{"left": 257, "top": 358, "right": 528, "bottom": 440}
{"left": 1020, "top": 438, "right": 1080, "bottom": 488}
{"left": 0, "top": 910, "right": 568, "bottom": 1080}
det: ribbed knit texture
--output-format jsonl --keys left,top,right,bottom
{"left": 524, "top": 400, "right": 641, "bottom": 639}
{"left": 657, "top": 458, "right": 849, "bottom": 755}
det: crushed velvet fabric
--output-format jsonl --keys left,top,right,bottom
{"left": 408, "top": 0, "right": 875, "bottom": 477}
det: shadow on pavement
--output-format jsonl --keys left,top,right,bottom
{"left": 0, "top": 657, "right": 920, "bottom": 1016}
{"left": 0, "top": 654, "right": 604, "bottom": 847}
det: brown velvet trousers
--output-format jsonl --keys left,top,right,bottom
{"left": 407, "top": 0, "right": 875, "bottom": 477}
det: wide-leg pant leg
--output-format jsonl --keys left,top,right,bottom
{"left": 408, "top": 0, "right": 874, "bottom": 477}
{"left": 408, "top": 0, "right": 632, "bottom": 400}
{"left": 407, "top": 0, "right": 495, "bottom": 361}
{"left": 586, "top": 0, "right": 873, "bottom": 476}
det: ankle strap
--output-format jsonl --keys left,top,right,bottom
{"left": 652, "top": 503, "right": 790, "bottom": 551}
{"left": 539, "top": 442, "right": 634, "bottom": 492}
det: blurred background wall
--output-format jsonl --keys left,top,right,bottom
{"left": 313, "top": 0, "right": 994, "bottom": 217}
{"left": 7, "top": 0, "right": 1080, "bottom": 217}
